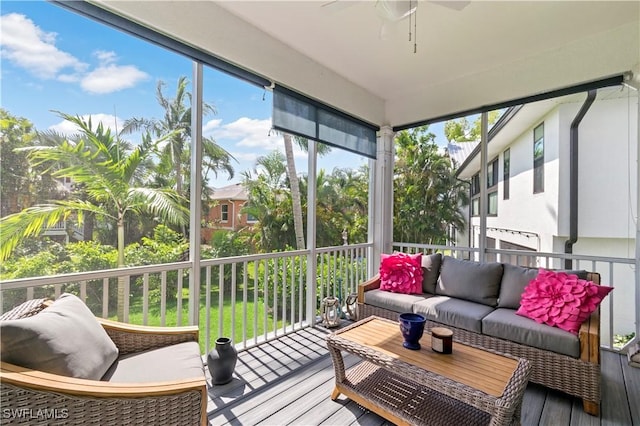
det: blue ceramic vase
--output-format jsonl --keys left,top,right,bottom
{"left": 399, "top": 313, "right": 426, "bottom": 350}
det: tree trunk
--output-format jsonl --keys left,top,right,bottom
{"left": 283, "top": 134, "right": 305, "bottom": 250}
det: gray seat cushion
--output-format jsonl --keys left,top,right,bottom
{"left": 482, "top": 308, "right": 580, "bottom": 358}
{"left": 421, "top": 253, "right": 442, "bottom": 294}
{"left": 0, "top": 293, "right": 119, "bottom": 380}
{"left": 497, "top": 264, "right": 540, "bottom": 309}
{"left": 101, "top": 341, "right": 203, "bottom": 383}
{"left": 412, "top": 296, "right": 494, "bottom": 333}
{"left": 364, "top": 289, "right": 430, "bottom": 314}
{"left": 436, "top": 256, "right": 503, "bottom": 307}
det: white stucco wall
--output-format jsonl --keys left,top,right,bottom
{"left": 462, "top": 91, "right": 638, "bottom": 342}
{"left": 556, "top": 96, "right": 638, "bottom": 239}
{"left": 468, "top": 92, "right": 638, "bottom": 251}
{"left": 469, "top": 108, "right": 563, "bottom": 251}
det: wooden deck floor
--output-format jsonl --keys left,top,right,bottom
{"left": 206, "top": 326, "right": 640, "bottom": 426}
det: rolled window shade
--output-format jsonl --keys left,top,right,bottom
{"left": 273, "top": 86, "right": 378, "bottom": 159}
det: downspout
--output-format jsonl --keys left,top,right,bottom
{"left": 564, "top": 90, "right": 597, "bottom": 269}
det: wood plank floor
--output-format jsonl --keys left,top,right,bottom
{"left": 206, "top": 326, "right": 639, "bottom": 426}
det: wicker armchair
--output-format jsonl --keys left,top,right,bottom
{"left": 0, "top": 299, "right": 207, "bottom": 426}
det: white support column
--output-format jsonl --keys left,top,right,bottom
{"left": 370, "top": 126, "right": 395, "bottom": 275}
{"left": 479, "top": 112, "right": 488, "bottom": 263}
{"left": 306, "top": 139, "right": 318, "bottom": 325}
{"left": 188, "top": 62, "right": 203, "bottom": 326}
{"left": 633, "top": 72, "right": 640, "bottom": 349}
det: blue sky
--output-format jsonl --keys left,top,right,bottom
{"left": 1, "top": 1, "right": 447, "bottom": 189}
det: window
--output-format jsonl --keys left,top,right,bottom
{"left": 503, "top": 148, "right": 510, "bottom": 200}
{"left": 487, "top": 157, "right": 498, "bottom": 188}
{"left": 471, "top": 174, "right": 480, "bottom": 197}
{"left": 533, "top": 123, "right": 544, "bottom": 193}
{"left": 221, "top": 204, "right": 229, "bottom": 222}
{"left": 470, "top": 174, "right": 480, "bottom": 216}
{"left": 471, "top": 198, "right": 480, "bottom": 217}
{"left": 488, "top": 192, "right": 498, "bottom": 215}
{"left": 487, "top": 157, "right": 498, "bottom": 216}
{"left": 471, "top": 157, "right": 498, "bottom": 217}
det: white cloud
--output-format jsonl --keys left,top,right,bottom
{"left": 231, "top": 151, "right": 259, "bottom": 162}
{"left": 203, "top": 119, "right": 223, "bottom": 133}
{"left": 0, "top": 13, "right": 87, "bottom": 79}
{"left": 208, "top": 117, "right": 280, "bottom": 150}
{"left": 49, "top": 113, "right": 123, "bottom": 136}
{"left": 0, "top": 13, "right": 147, "bottom": 94}
{"left": 81, "top": 64, "right": 148, "bottom": 94}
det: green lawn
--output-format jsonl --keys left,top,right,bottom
{"left": 116, "top": 290, "right": 285, "bottom": 353}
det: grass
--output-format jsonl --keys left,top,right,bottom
{"left": 114, "top": 288, "right": 286, "bottom": 353}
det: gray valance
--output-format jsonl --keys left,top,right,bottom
{"left": 273, "top": 86, "right": 378, "bottom": 159}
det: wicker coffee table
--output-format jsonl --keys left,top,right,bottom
{"left": 326, "top": 316, "right": 531, "bottom": 426}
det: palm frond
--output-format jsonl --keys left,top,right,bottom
{"left": 126, "top": 187, "right": 189, "bottom": 225}
{"left": 0, "top": 204, "right": 73, "bottom": 261}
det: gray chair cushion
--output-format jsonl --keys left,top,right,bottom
{"left": 436, "top": 256, "right": 504, "bottom": 307}
{"left": 412, "top": 296, "right": 494, "bottom": 333}
{"left": 482, "top": 308, "right": 580, "bottom": 358}
{"left": 101, "top": 341, "right": 203, "bottom": 383}
{"left": 364, "top": 289, "right": 430, "bottom": 314}
{"left": 0, "top": 293, "right": 119, "bottom": 380}
{"left": 421, "top": 253, "right": 442, "bottom": 294}
{"left": 497, "top": 264, "right": 540, "bottom": 309}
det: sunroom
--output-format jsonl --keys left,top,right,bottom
{"left": 1, "top": 1, "right": 639, "bottom": 425}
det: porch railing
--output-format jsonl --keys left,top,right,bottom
{"left": 393, "top": 242, "right": 636, "bottom": 351}
{"left": 0, "top": 243, "right": 371, "bottom": 355}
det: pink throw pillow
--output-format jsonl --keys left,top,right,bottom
{"left": 379, "top": 253, "right": 423, "bottom": 294}
{"left": 516, "top": 269, "right": 612, "bottom": 334}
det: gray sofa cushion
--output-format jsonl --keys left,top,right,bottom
{"left": 101, "top": 341, "right": 203, "bottom": 383}
{"left": 421, "top": 253, "right": 442, "bottom": 294}
{"left": 412, "top": 296, "right": 494, "bottom": 333}
{"left": 436, "top": 256, "right": 503, "bottom": 307}
{"left": 0, "top": 293, "right": 119, "bottom": 380}
{"left": 497, "top": 266, "right": 589, "bottom": 309}
{"left": 497, "top": 264, "right": 540, "bottom": 309}
{"left": 482, "top": 308, "right": 580, "bottom": 358}
{"left": 364, "top": 289, "right": 430, "bottom": 314}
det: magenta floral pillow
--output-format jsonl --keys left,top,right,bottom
{"left": 516, "top": 269, "right": 613, "bottom": 334}
{"left": 379, "top": 253, "right": 423, "bottom": 294}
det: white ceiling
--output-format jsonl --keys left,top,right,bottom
{"left": 96, "top": 0, "right": 639, "bottom": 128}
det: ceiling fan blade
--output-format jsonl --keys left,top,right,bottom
{"left": 430, "top": 1, "right": 471, "bottom": 11}
{"left": 376, "top": 0, "right": 417, "bottom": 22}
{"left": 321, "top": 0, "right": 358, "bottom": 12}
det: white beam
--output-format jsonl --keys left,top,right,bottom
{"left": 371, "top": 126, "right": 395, "bottom": 272}
{"left": 479, "top": 112, "right": 488, "bottom": 263}
{"left": 306, "top": 140, "right": 318, "bottom": 325}
{"left": 188, "top": 62, "right": 203, "bottom": 326}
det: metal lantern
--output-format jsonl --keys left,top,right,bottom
{"left": 345, "top": 293, "right": 358, "bottom": 321}
{"left": 321, "top": 296, "right": 341, "bottom": 328}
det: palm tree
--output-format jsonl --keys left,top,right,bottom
{"left": 242, "top": 151, "right": 297, "bottom": 251}
{"left": 393, "top": 127, "right": 468, "bottom": 245}
{"left": 121, "top": 76, "right": 235, "bottom": 234}
{"left": 281, "top": 134, "right": 331, "bottom": 250}
{"left": 0, "top": 112, "right": 189, "bottom": 320}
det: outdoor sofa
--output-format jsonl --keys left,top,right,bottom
{"left": 0, "top": 294, "right": 207, "bottom": 425}
{"left": 357, "top": 254, "right": 605, "bottom": 416}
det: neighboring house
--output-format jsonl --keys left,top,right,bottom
{"left": 42, "top": 177, "right": 84, "bottom": 242}
{"left": 451, "top": 87, "right": 638, "bottom": 338}
{"left": 201, "top": 183, "right": 256, "bottom": 243}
